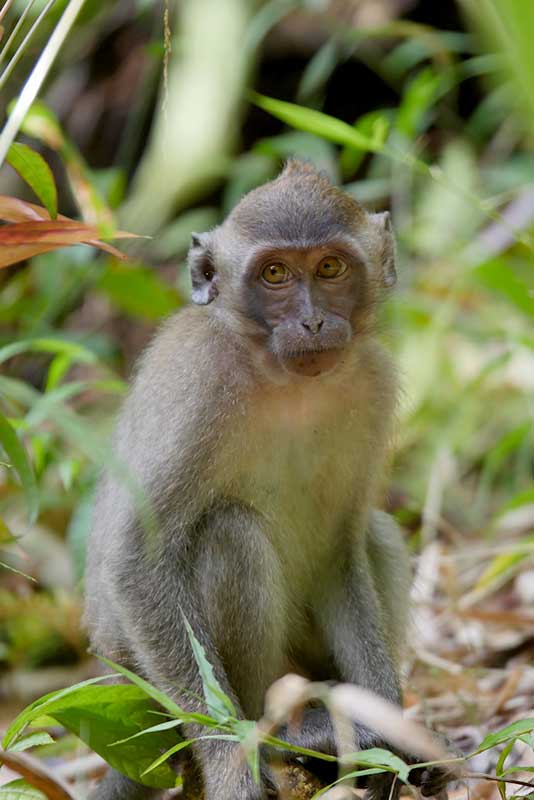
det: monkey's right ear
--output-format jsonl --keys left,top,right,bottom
{"left": 189, "top": 232, "right": 219, "bottom": 305}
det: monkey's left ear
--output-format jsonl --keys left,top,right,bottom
{"left": 189, "top": 232, "right": 219, "bottom": 305}
{"left": 371, "top": 211, "right": 396, "bottom": 288}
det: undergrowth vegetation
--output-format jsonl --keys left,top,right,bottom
{"left": 0, "top": 0, "right": 532, "bottom": 798}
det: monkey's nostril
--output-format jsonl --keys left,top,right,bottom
{"left": 302, "top": 319, "right": 324, "bottom": 334}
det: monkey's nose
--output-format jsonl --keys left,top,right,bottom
{"left": 301, "top": 318, "right": 324, "bottom": 334}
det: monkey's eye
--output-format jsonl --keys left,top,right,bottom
{"left": 261, "top": 263, "right": 292, "bottom": 285}
{"left": 316, "top": 256, "right": 347, "bottom": 279}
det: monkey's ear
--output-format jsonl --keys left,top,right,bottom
{"left": 189, "top": 232, "right": 219, "bottom": 305}
{"left": 371, "top": 211, "right": 396, "bottom": 288}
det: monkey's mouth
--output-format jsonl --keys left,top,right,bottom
{"left": 279, "top": 347, "right": 344, "bottom": 378}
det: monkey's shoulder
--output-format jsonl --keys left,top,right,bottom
{"left": 133, "top": 307, "right": 249, "bottom": 398}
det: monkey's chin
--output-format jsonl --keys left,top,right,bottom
{"left": 279, "top": 349, "right": 343, "bottom": 378}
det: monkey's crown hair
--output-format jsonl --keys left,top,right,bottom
{"left": 227, "top": 158, "right": 367, "bottom": 243}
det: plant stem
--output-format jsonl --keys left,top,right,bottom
{"left": 0, "top": 0, "right": 86, "bottom": 167}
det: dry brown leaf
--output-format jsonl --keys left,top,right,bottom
{"left": 0, "top": 194, "right": 140, "bottom": 267}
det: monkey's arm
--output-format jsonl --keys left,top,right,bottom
{"left": 86, "top": 313, "right": 266, "bottom": 800}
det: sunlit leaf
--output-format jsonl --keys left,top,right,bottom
{"left": 6, "top": 143, "right": 57, "bottom": 219}
{"left": 3, "top": 679, "right": 180, "bottom": 789}
{"left": 249, "top": 92, "right": 382, "bottom": 152}
{"left": 7, "top": 733, "right": 54, "bottom": 753}
{"left": 395, "top": 67, "right": 444, "bottom": 139}
{"left": 12, "top": 100, "right": 114, "bottom": 228}
{"left": 474, "top": 719, "right": 534, "bottom": 753}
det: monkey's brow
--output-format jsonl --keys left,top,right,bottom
{"left": 245, "top": 238, "right": 369, "bottom": 268}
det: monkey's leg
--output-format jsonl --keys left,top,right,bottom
{"left": 110, "top": 505, "right": 286, "bottom": 800}
{"left": 89, "top": 768, "right": 159, "bottom": 800}
{"left": 313, "top": 510, "right": 411, "bottom": 800}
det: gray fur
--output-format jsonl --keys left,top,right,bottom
{"left": 86, "top": 163, "right": 420, "bottom": 800}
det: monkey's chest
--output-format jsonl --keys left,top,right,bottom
{"left": 225, "top": 418, "right": 360, "bottom": 592}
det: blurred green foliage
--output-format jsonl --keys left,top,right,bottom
{"left": 0, "top": 0, "right": 532, "bottom": 678}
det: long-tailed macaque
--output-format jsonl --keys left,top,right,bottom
{"left": 85, "top": 161, "right": 446, "bottom": 800}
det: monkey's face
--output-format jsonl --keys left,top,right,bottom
{"left": 242, "top": 244, "right": 370, "bottom": 378}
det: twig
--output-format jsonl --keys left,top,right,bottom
{"left": 466, "top": 772, "right": 534, "bottom": 789}
{"left": 0, "top": 747, "right": 77, "bottom": 799}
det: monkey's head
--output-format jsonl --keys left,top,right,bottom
{"left": 188, "top": 160, "right": 396, "bottom": 378}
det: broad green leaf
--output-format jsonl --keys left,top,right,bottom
{"left": 7, "top": 144, "right": 57, "bottom": 219}
{"left": 183, "top": 616, "right": 236, "bottom": 723}
{"left": 97, "top": 261, "right": 182, "bottom": 321}
{"left": 0, "top": 411, "right": 38, "bottom": 523}
{"left": 110, "top": 712, "right": 219, "bottom": 747}
{"left": 14, "top": 100, "right": 114, "bottom": 229}
{"left": 474, "top": 719, "right": 534, "bottom": 753}
{"left": 46, "top": 686, "right": 181, "bottom": 788}
{"left": 5, "top": 682, "right": 180, "bottom": 789}
{"left": 7, "top": 732, "right": 54, "bottom": 752}
{"left": 249, "top": 92, "right": 382, "bottom": 152}
{"left": 98, "top": 656, "right": 185, "bottom": 718}
{"left": 3, "top": 674, "right": 116, "bottom": 748}
{"left": 0, "top": 780, "right": 46, "bottom": 799}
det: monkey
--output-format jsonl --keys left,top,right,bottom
{"left": 85, "top": 160, "right": 449, "bottom": 800}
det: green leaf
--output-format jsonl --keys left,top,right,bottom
{"left": 141, "top": 735, "right": 237, "bottom": 778}
{"left": 98, "top": 656, "right": 185, "bottom": 719}
{"left": 0, "top": 411, "right": 39, "bottom": 524}
{"left": 496, "top": 739, "right": 515, "bottom": 800}
{"left": 249, "top": 92, "right": 382, "bottom": 152}
{"left": 3, "top": 674, "right": 116, "bottom": 749}
{"left": 7, "top": 732, "right": 54, "bottom": 752}
{"left": 6, "top": 143, "right": 57, "bottom": 219}
{"left": 473, "top": 258, "right": 534, "bottom": 318}
{"left": 475, "top": 550, "right": 529, "bottom": 592}
{"left": 310, "top": 768, "right": 385, "bottom": 799}
{"left": 182, "top": 616, "right": 236, "bottom": 723}
{"left": 339, "top": 111, "right": 392, "bottom": 177}
{"left": 5, "top": 681, "right": 180, "bottom": 789}
{"left": 474, "top": 719, "right": 534, "bottom": 753}
{"left": 395, "top": 67, "right": 443, "bottom": 139}
{"left": 0, "top": 517, "right": 16, "bottom": 545}
{"left": 0, "top": 337, "right": 98, "bottom": 367}
{"left": 97, "top": 261, "right": 182, "bottom": 321}
{"left": 341, "top": 748, "right": 411, "bottom": 783}
{"left": 140, "top": 738, "right": 197, "bottom": 777}
{"left": 0, "top": 780, "right": 46, "bottom": 799}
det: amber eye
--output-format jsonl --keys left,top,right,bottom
{"left": 261, "top": 263, "right": 291, "bottom": 285}
{"left": 316, "top": 256, "right": 347, "bottom": 279}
